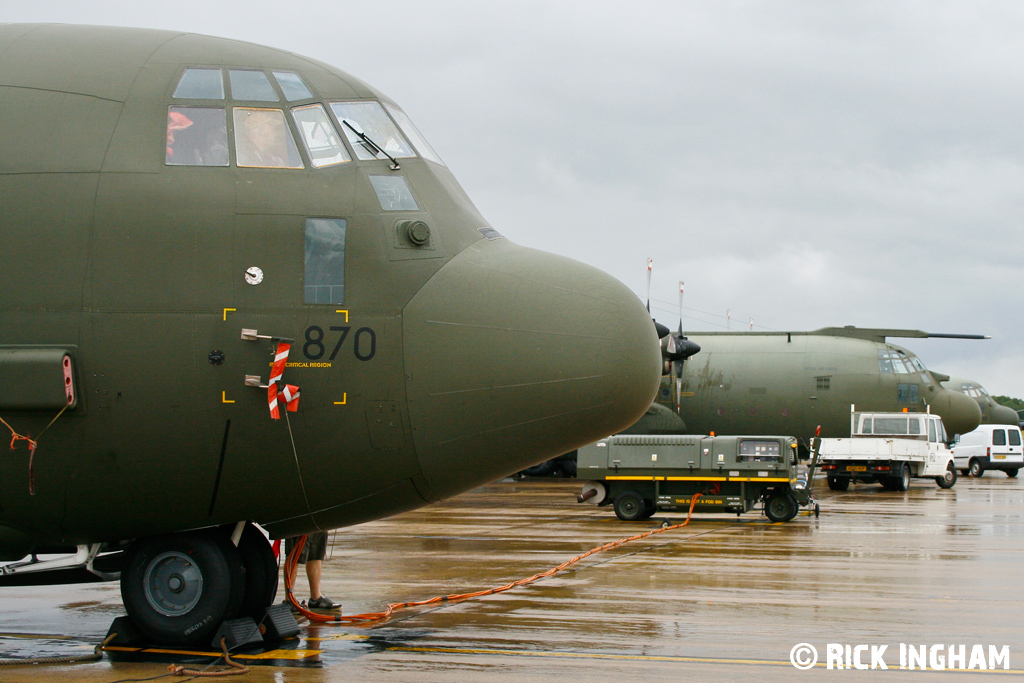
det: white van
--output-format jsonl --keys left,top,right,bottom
{"left": 951, "top": 425, "right": 1023, "bottom": 477}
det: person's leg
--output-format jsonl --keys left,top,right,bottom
{"left": 306, "top": 559, "right": 322, "bottom": 600}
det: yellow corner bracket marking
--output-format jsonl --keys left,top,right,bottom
{"left": 222, "top": 391, "right": 235, "bottom": 404}
{"left": 223, "top": 307, "right": 236, "bottom": 321}
{"left": 336, "top": 309, "right": 349, "bottom": 322}
{"left": 334, "top": 393, "right": 348, "bottom": 405}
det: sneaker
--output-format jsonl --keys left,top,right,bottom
{"left": 307, "top": 595, "right": 341, "bottom": 611}
{"left": 281, "top": 598, "right": 302, "bottom": 613}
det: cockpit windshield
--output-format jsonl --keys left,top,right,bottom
{"left": 878, "top": 349, "right": 928, "bottom": 375}
{"left": 330, "top": 102, "right": 414, "bottom": 161}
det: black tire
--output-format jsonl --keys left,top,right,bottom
{"left": 1006, "top": 468, "right": 1018, "bottom": 478}
{"left": 121, "top": 530, "right": 244, "bottom": 645}
{"left": 614, "top": 491, "right": 646, "bottom": 521}
{"left": 639, "top": 500, "right": 657, "bottom": 520}
{"left": 557, "top": 457, "right": 577, "bottom": 478}
{"left": 936, "top": 462, "right": 957, "bottom": 489}
{"left": 895, "top": 464, "right": 911, "bottom": 492}
{"left": 968, "top": 459, "right": 984, "bottom": 478}
{"left": 765, "top": 493, "right": 798, "bottom": 523}
{"left": 958, "top": 470, "right": 969, "bottom": 476}
{"left": 826, "top": 476, "right": 849, "bottom": 491}
{"left": 236, "top": 524, "right": 279, "bottom": 618}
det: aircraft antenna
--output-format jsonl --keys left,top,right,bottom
{"left": 646, "top": 258, "right": 653, "bottom": 312}
{"left": 677, "top": 281, "right": 684, "bottom": 336}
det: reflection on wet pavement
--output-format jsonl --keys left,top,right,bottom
{"left": 1, "top": 473, "right": 1022, "bottom": 681}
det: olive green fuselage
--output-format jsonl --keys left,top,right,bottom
{"left": 0, "top": 25, "right": 661, "bottom": 559}
{"left": 640, "top": 332, "right": 982, "bottom": 444}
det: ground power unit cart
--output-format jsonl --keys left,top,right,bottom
{"left": 576, "top": 434, "right": 817, "bottom": 523}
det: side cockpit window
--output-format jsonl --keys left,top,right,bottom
{"left": 166, "top": 107, "right": 229, "bottom": 166}
{"left": 384, "top": 103, "right": 444, "bottom": 165}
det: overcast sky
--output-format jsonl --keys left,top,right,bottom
{"left": 6, "top": 1, "right": 1023, "bottom": 395}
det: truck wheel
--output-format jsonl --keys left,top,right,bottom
{"left": 935, "top": 462, "right": 957, "bottom": 489}
{"left": 968, "top": 459, "right": 984, "bottom": 478}
{"left": 826, "top": 477, "right": 849, "bottom": 491}
{"left": 765, "top": 493, "right": 798, "bottom": 523}
{"left": 1006, "top": 468, "right": 1018, "bottom": 478}
{"left": 895, "top": 464, "right": 911, "bottom": 492}
{"left": 614, "top": 491, "right": 646, "bottom": 521}
{"left": 639, "top": 500, "right": 657, "bottom": 520}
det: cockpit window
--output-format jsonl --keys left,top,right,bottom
{"left": 166, "top": 107, "right": 229, "bottom": 166}
{"left": 369, "top": 175, "right": 419, "bottom": 211}
{"left": 305, "top": 218, "right": 347, "bottom": 304}
{"left": 273, "top": 71, "right": 313, "bottom": 101}
{"left": 384, "top": 104, "right": 444, "bottom": 165}
{"left": 229, "top": 70, "right": 279, "bottom": 102}
{"left": 291, "top": 105, "right": 350, "bottom": 168}
{"left": 173, "top": 68, "right": 225, "bottom": 99}
{"left": 878, "top": 349, "right": 927, "bottom": 375}
{"left": 233, "top": 108, "right": 304, "bottom": 169}
{"left": 329, "top": 102, "right": 414, "bottom": 161}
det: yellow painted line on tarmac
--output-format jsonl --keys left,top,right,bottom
{"left": 103, "top": 646, "right": 323, "bottom": 660}
{"left": 386, "top": 645, "right": 792, "bottom": 666}
{"left": 385, "top": 646, "right": 1024, "bottom": 673}
{"left": 303, "top": 634, "right": 370, "bottom": 642}
{"left": 0, "top": 632, "right": 74, "bottom": 640}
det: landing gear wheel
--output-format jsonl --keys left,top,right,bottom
{"left": 827, "top": 476, "right": 849, "bottom": 491}
{"left": 121, "top": 530, "right": 244, "bottom": 645}
{"left": 936, "top": 462, "right": 957, "bottom": 489}
{"left": 764, "top": 493, "right": 798, "bottom": 523}
{"left": 1007, "top": 468, "right": 1019, "bottom": 478}
{"left": 968, "top": 459, "right": 984, "bottom": 478}
{"left": 558, "top": 457, "right": 577, "bottom": 478}
{"left": 236, "top": 524, "right": 279, "bottom": 618}
{"left": 614, "top": 491, "right": 646, "bottom": 521}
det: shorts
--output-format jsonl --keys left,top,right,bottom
{"left": 285, "top": 531, "right": 327, "bottom": 563}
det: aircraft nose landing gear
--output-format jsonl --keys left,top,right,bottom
{"left": 121, "top": 530, "right": 246, "bottom": 645}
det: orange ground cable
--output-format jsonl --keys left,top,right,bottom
{"left": 284, "top": 493, "right": 702, "bottom": 626}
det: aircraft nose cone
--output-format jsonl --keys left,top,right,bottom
{"left": 988, "top": 402, "right": 1020, "bottom": 426}
{"left": 403, "top": 240, "right": 661, "bottom": 499}
{"left": 931, "top": 388, "right": 983, "bottom": 437}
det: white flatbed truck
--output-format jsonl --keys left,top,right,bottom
{"left": 816, "top": 407, "right": 958, "bottom": 491}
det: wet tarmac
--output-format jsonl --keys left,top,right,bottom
{"left": 1, "top": 471, "right": 1022, "bottom": 681}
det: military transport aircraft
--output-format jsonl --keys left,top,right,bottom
{"left": 635, "top": 326, "right": 983, "bottom": 446}
{"left": 941, "top": 377, "right": 1019, "bottom": 425}
{"left": 0, "top": 24, "right": 662, "bottom": 645}
{"left": 525, "top": 326, "right": 985, "bottom": 477}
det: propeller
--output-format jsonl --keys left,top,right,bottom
{"left": 663, "top": 282, "right": 700, "bottom": 407}
{"left": 645, "top": 264, "right": 699, "bottom": 385}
